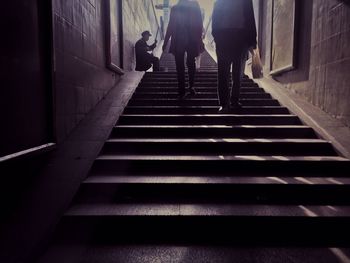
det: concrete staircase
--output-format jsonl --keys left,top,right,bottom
{"left": 39, "top": 52, "right": 350, "bottom": 262}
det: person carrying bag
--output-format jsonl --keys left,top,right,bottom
{"left": 251, "top": 47, "right": 263, "bottom": 79}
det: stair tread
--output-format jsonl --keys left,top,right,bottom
{"left": 84, "top": 175, "right": 350, "bottom": 185}
{"left": 129, "top": 99, "right": 279, "bottom": 106}
{"left": 134, "top": 92, "right": 262, "bottom": 95}
{"left": 66, "top": 203, "right": 350, "bottom": 217}
{"left": 119, "top": 115, "right": 301, "bottom": 124}
{"left": 121, "top": 114, "right": 295, "bottom": 117}
{"left": 106, "top": 138, "right": 326, "bottom": 143}
{"left": 131, "top": 98, "right": 275, "bottom": 101}
{"left": 126, "top": 105, "right": 285, "bottom": 108}
{"left": 96, "top": 155, "right": 348, "bottom": 161}
{"left": 124, "top": 106, "right": 291, "bottom": 114}
{"left": 50, "top": 246, "right": 350, "bottom": 263}
{"left": 115, "top": 125, "right": 310, "bottom": 129}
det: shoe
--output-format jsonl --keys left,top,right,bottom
{"left": 230, "top": 101, "right": 242, "bottom": 113}
{"left": 218, "top": 106, "right": 231, "bottom": 114}
{"left": 231, "top": 101, "right": 242, "bottom": 109}
{"left": 178, "top": 91, "right": 189, "bottom": 100}
{"left": 189, "top": 87, "right": 196, "bottom": 95}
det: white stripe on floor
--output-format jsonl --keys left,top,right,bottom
{"left": 267, "top": 177, "right": 288, "bottom": 184}
{"left": 299, "top": 206, "right": 317, "bottom": 217}
{"left": 295, "top": 177, "right": 314, "bottom": 185}
{"left": 327, "top": 178, "right": 344, "bottom": 185}
{"left": 329, "top": 248, "right": 350, "bottom": 263}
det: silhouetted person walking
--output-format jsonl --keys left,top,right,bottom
{"left": 212, "top": 0, "right": 257, "bottom": 112}
{"left": 163, "top": 0, "right": 204, "bottom": 99}
{"left": 135, "top": 31, "right": 160, "bottom": 72}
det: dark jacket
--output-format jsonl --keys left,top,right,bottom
{"left": 135, "top": 39, "right": 157, "bottom": 71}
{"left": 164, "top": 1, "right": 203, "bottom": 56}
{"left": 212, "top": 0, "right": 257, "bottom": 50}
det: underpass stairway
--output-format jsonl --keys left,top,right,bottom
{"left": 39, "top": 52, "right": 350, "bottom": 262}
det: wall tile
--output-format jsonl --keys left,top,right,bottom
{"left": 261, "top": 0, "right": 350, "bottom": 127}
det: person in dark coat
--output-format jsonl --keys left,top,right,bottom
{"left": 212, "top": 0, "right": 257, "bottom": 112}
{"left": 135, "top": 31, "right": 160, "bottom": 72}
{"left": 162, "top": 0, "right": 204, "bottom": 99}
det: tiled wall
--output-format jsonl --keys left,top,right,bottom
{"left": 260, "top": 0, "right": 350, "bottom": 126}
{"left": 52, "top": 0, "right": 160, "bottom": 142}
{"left": 309, "top": 0, "right": 350, "bottom": 125}
{"left": 53, "top": 0, "right": 119, "bottom": 142}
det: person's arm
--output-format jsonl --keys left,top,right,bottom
{"left": 163, "top": 7, "right": 175, "bottom": 51}
{"left": 149, "top": 41, "right": 157, "bottom": 51}
{"left": 195, "top": 5, "right": 204, "bottom": 40}
{"left": 191, "top": 2, "right": 203, "bottom": 40}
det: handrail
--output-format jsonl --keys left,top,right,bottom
{"left": 0, "top": 143, "right": 56, "bottom": 163}
{"left": 151, "top": 0, "right": 164, "bottom": 40}
{"left": 204, "top": 15, "right": 212, "bottom": 38}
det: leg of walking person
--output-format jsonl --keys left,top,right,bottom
{"left": 217, "top": 50, "right": 232, "bottom": 111}
{"left": 174, "top": 51, "right": 186, "bottom": 98}
{"left": 186, "top": 50, "right": 197, "bottom": 95}
{"left": 240, "top": 51, "right": 248, "bottom": 79}
{"left": 231, "top": 49, "right": 244, "bottom": 109}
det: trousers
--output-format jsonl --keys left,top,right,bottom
{"left": 215, "top": 29, "right": 248, "bottom": 107}
{"left": 174, "top": 49, "right": 196, "bottom": 94}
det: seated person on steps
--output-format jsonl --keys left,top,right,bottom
{"left": 135, "top": 31, "right": 160, "bottom": 72}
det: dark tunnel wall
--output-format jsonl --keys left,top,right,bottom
{"left": 0, "top": 0, "right": 53, "bottom": 157}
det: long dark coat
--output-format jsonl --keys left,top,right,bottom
{"left": 164, "top": 1, "right": 203, "bottom": 56}
{"left": 212, "top": 0, "right": 257, "bottom": 50}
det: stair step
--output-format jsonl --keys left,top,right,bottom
{"left": 96, "top": 155, "right": 348, "bottom": 162}
{"left": 142, "top": 77, "right": 250, "bottom": 82}
{"left": 160, "top": 68, "right": 218, "bottom": 70}
{"left": 84, "top": 175, "right": 350, "bottom": 186}
{"left": 118, "top": 114, "right": 301, "bottom": 125}
{"left": 101, "top": 138, "right": 336, "bottom": 156}
{"left": 145, "top": 72, "right": 248, "bottom": 76}
{"left": 74, "top": 172, "right": 350, "bottom": 204}
{"left": 62, "top": 204, "right": 350, "bottom": 245}
{"left": 136, "top": 87, "right": 265, "bottom": 93}
{"left": 45, "top": 246, "right": 350, "bottom": 263}
{"left": 133, "top": 92, "right": 271, "bottom": 99}
{"left": 123, "top": 106, "right": 291, "bottom": 115}
{"left": 65, "top": 203, "right": 350, "bottom": 220}
{"left": 128, "top": 99, "right": 281, "bottom": 107}
{"left": 91, "top": 156, "right": 350, "bottom": 178}
{"left": 74, "top": 179, "right": 350, "bottom": 205}
{"left": 140, "top": 79, "right": 255, "bottom": 84}
{"left": 138, "top": 82, "right": 259, "bottom": 87}
{"left": 111, "top": 125, "right": 317, "bottom": 139}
